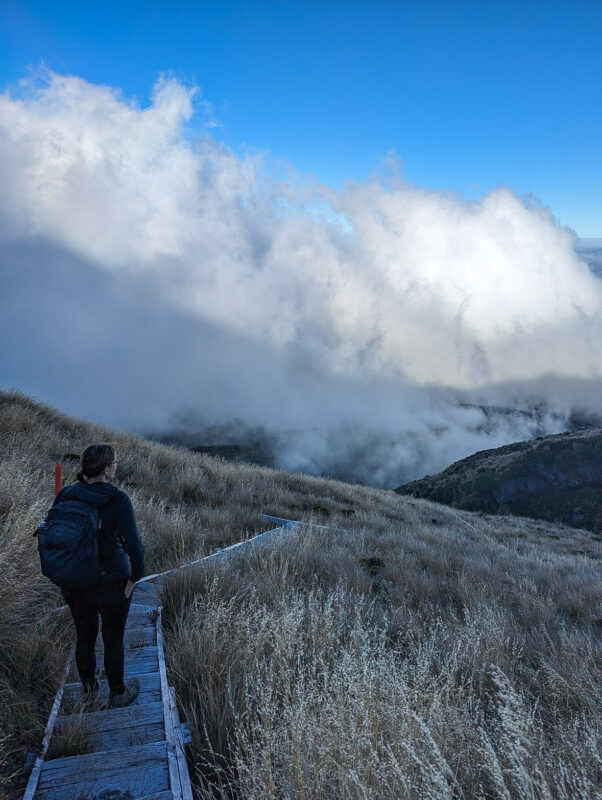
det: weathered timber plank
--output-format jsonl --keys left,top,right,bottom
{"left": 127, "top": 603, "right": 160, "bottom": 620}
{"left": 52, "top": 712, "right": 165, "bottom": 753}
{"left": 126, "top": 655, "right": 160, "bottom": 676}
{"left": 36, "top": 766, "right": 169, "bottom": 799}
{"left": 134, "top": 579, "right": 163, "bottom": 593}
{"left": 168, "top": 686, "right": 193, "bottom": 800}
{"left": 123, "top": 607, "right": 158, "bottom": 628}
{"left": 38, "top": 739, "right": 167, "bottom": 777}
{"left": 56, "top": 700, "right": 164, "bottom": 733}
{"left": 67, "top": 720, "right": 166, "bottom": 752}
{"left": 67, "top": 645, "right": 159, "bottom": 682}
{"left": 124, "top": 614, "right": 159, "bottom": 629}
{"left": 138, "top": 792, "right": 173, "bottom": 800}
{"left": 96, "top": 721, "right": 165, "bottom": 751}
{"left": 132, "top": 582, "right": 162, "bottom": 604}
{"left": 125, "top": 622, "right": 157, "bottom": 636}
{"left": 261, "top": 514, "right": 303, "bottom": 529}
{"left": 36, "top": 741, "right": 169, "bottom": 799}
{"left": 262, "top": 513, "right": 340, "bottom": 532}
{"left": 62, "top": 671, "right": 161, "bottom": 711}
{"left": 131, "top": 593, "right": 162, "bottom": 608}
{"left": 156, "top": 609, "right": 184, "bottom": 799}
{"left": 95, "top": 625, "right": 156, "bottom": 651}
{"left": 23, "top": 648, "right": 74, "bottom": 800}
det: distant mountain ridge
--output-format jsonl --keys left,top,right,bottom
{"left": 396, "top": 427, "right": 602, "bottom": 532}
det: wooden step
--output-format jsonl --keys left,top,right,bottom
{"left": 62, "top": 671, "right": 162, "bottom": 712}
{"left": 53, "top": 700, "right": 166, "bottom": 753}
{"left": 67, "top": 645, "right": 159, "bottom": 682}
{"left": 95, "top": 624, "right": 157, "bottom": 651}
{"left": 127, "top": 604, "right": 160, "bottom": 622}
{"left": 35, "top": 741, "right": 170, "bottom": 800}
{"left": 131, "top": 581, "right": 163, "bottom": 606}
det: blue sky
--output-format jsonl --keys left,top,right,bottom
{"left": 2, "top": 0, "right": 601, "bottom": 235}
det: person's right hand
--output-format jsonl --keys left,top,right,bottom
{"left": 124, "top": 580, "right": 136, "bottom": 599}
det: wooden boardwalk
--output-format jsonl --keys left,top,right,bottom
{"left": 23, "top": 578, "right": 193, "bottom": 800}
{"left": 23, "top": 515, "right": 303, "bottom": 800}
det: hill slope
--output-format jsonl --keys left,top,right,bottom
{"left": 396, "top": 427, "right": 602, "bottom": 532}
{"left": 1, "top": 390, "right": 600, "bottom": 799}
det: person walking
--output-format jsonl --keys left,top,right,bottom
{"left": 54, "top": 443, "right": 145, "bottom": 709}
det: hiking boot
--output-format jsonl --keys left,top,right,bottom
{"left": 108, "top": 678, "right": 140, "bottom": 709}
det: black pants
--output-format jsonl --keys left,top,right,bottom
{"left": 62, "top": 579, "right": 132, "bottom": 693}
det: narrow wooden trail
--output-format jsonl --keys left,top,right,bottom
{"left": 23, "top": 516, "right": 302, "bottom": 800}
{"left": 24, "top": 577, "right": 193, "bottom": 800}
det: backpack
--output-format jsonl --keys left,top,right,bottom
{"left": 35, "top": 497, "right": 106, "bottom": 589}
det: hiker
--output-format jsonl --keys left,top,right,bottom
{"left": 53, "top": 444, "right": 145, "bottom": 709}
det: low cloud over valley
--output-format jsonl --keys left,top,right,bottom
{"left": 1, "top": 72, "right": 601, "bottom": 485}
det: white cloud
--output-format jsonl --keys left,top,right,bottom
{"left": 1, "top": 72, "right": 601, "bottom": 484}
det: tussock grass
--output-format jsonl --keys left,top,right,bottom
{"left": 162, "top": 521, "right": 601, "bottom": 799}
{"left": 1, "top": 389, "right": 600, "bottom": 798}
{"left": 45, "top": 713, "right": 95, "bottom": 760}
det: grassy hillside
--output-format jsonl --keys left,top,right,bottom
{"left": 0, "top": 390, "right": 600, "bottom": 798}
{"left": 397, "top": 427, "right": 602, "bottom": 533}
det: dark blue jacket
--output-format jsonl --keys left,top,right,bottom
{"left": 53, "top": 481, "right": 145, "bottom": 583}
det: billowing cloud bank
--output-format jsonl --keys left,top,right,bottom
{"left": 1, "top": 73, "right": 601, "bottom": 485}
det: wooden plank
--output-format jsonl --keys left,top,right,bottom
{"left": 127, "top": 602, "right": 160, "bottom": 619}
{"left": 168, "top": 686, "right": 194, "bottom": 800}
{"left": 124, "top": 618, "right": 157, "bottom": 631}
{"left": 56, "top": 701, "right": 164, "bottom": 734}
{"left": 36, "top": 765, "right": 169, "bottom": 799}
{"left": 202, "top": 526, "right": 289, "bottom": 564}
{"left": 23, "top": 648, "right": 74, "bottom": 800}
{"left": 261, "top": 514, "right": 303, "bottom": 529}
{"left": 95, "top": 625, "right": 156, "bottom": 651}
{"left": 262, "top": 513, "right": 339, "bottom": 532}
{"left": 126, "top": 654, "right": 160, "bottom": 677}
{"left": 138, "top": 793, "right": 173, "bottom": 800}
{"left": 131, "top": 596, "right": 162, "bottom": 609}
{"left": 95, "top": 721, "right": 164, "bottom": 751}
{"left": 36, "top": 741, "right": 169, "bottom": 799}
{"left": 124, "top": 609, "right": 160, "bottom": 628}
{"left": 67, "top": 645, "right": 159, "bottom": 682}
{"left": 61, "top": 671, "right": 161, "bottom": 711}
{"left": 53, "top": 717, "right": 165, "bottom": 753}
{"left": 156, "top": 609, "right": 186, "bottom": 800}
{"left": 136, "top": 571, "right": 168, "bottom": 586}
{"left": 132, "top": 582, "right": 163, "bottom": 604}
{"left": 131, "top": 593, "right": 163, "bottom": 608}
{"left": 134, "top": 580, "right": 162, "bottom": 593}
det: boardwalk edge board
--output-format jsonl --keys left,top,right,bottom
{"left": 22, "top": 648, "right": 74, "bottom": 800}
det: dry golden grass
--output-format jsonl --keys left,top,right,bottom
{"left": 0, "top": 389, "right": 600, "bottom": 798}
{"left": 161, "top": 518, "right": 601, "bottom": 799}
{"left": 45, "top": 712, "right": 95, "bottom": 760}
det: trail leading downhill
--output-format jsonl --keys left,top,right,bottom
{"left": 23, "top": 517, "right": 298, "bottom": 800}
